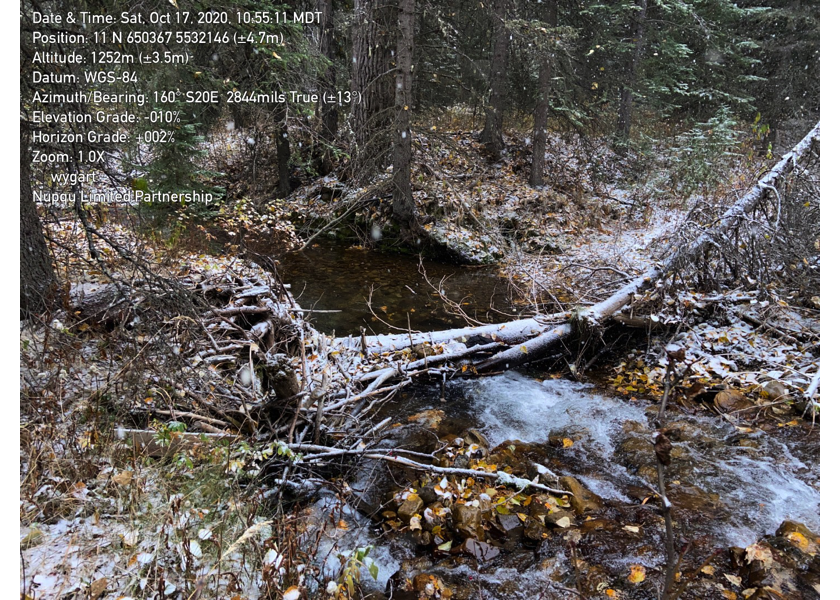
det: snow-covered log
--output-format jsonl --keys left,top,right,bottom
{"left": 335, "top": 122, "right": 821, "bottom": 372}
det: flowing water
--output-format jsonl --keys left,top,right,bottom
{"left": 451, "top": 373, "right": 819, "bottom": 546}
{"left": 280, "top": 244, "right": 819, "bottom": 598}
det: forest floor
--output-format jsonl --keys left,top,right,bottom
{"left": 21, "top": 124, "right": 820, "bottom": 599}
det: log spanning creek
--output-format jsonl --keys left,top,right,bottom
{"left": 278, "top": 243, "right": 820, "bottom": 599}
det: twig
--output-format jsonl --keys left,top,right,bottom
{"left": 419, "top": 257, "right": 487, "bottom": 326}
{"left": 296, "top": 194, "right": 376, "bottom": 251}
{"left": 363, "top": 453, "right": 573, "bottom": 496}
{"left": 146, "top": 409, "right": 230, "bottom": 429}
{"left": 309, "top": 380, "right": 411, "bottom": 413}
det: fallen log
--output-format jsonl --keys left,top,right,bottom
{"left": 334, "top": 122, "right": 820, "bottom": 372}
{"left": 334, "top": 313, "right": 570, "bottom": 354}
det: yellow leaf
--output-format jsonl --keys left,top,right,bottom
{"left": 700, "top": 565, "right": 715, "bottom": 576}
{"left": 722, "top": 591, "right": 738, "bottom": 600}
{"left": 520, "top": 345, "right": 528, "bottom": 354}
{"left": 562, "top": 438, "right": 574, "bottom": 448}
{"left": 628, "top": 565, "right": 645, "bottom": 584}
{"left": 786, "top": 531, "right": 809, "bottom": 551}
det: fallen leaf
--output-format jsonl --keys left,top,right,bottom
{"left": 283, "top": 586, "right": 301, "bottom": 600}
{"left": 556, "top": 516, "right": 571, "bottom": 528}
{"left": 90, "top": 578, "right": 108, "bottom": 599}
{"left": 628, "top": 565, "right": 646, "bottom": 584}
{"left": 189, "top": 539, "right": 202, "bottom": 558}
{"left": 724, "top": 573, "right": 742, "bottom": 587}
{"left": 786, "top": 531, "right": 810, "bottom": 551}
{"left": 122, "top": 530, "right": 138, "bottom": 547}
{"left": 20, "top": 528, "right": 43, "bottom": 548}
{"left": 745, "top": 542, "right": 772, "bottom": 565}
{"left": 112, "top": 470, "right": 133, "bottom": 486}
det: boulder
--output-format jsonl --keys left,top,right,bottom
{"left": 559, "top": 476, "right": 603, "bottom": 515}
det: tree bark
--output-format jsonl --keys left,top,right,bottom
{"left": 479, "top": 0, "right": 510, "bottom": 160}
{"left": 530, "top": 2, "right": 557, "bottom": 187}
{"left": 316, "top": 0, "right": 338, "bottom": 175}
{"left": 392, "top": 0, "right": 415, "bottom": 226}
{"left": 20, "top": 119, "right": 58, "bottom": 318}
{"left": 615, "top": 0, "right": 647, "bottom": 146}
{"left": 351, "top": 0, "right": 396, "bottom": 178}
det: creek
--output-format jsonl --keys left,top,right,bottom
{"left": 281, "top": 244, "right": 819, "bottom": 598}
{"left": 277, "top": 241, "right": 518, "bottom": 335}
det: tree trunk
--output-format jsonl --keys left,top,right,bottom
{"left": 392, "top": 0, "right": 415, "bottom": 226}
{"left": 275, "top": 105, "right": 291, "bottom": 198}
{"left": 351, "top": 0, "right": 396, "bottom": 178}
{"left": 316, "top": 0, "right": 338, "bottom": 175}
{"left": 479, "top": 0, "right": 510, "bottom": 160}
{"left": 20, "top": 120, "right": 58, "bottom": 318}
{"left": 615, "top": 0, "right": 647, "bottom": 146}
{"left": 530, "top": 3, "right": 557, "bottom": 187}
